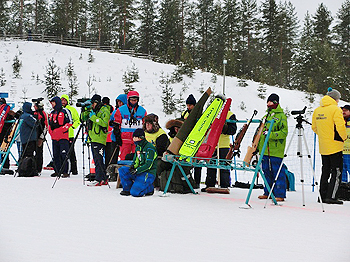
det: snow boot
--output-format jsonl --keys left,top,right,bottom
{"left": 120, "top": 190, "right": 131, "bottom": 196}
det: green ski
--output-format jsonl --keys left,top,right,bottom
{"left": 179, "top": 97, "right": 224, "bottom": 158}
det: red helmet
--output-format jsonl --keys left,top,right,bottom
{"left": 127, "top": 91, "right": 139, "bottom": 100}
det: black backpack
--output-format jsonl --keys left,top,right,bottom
{"left": 17, "top": 157, "right": 38, "bottom": 177}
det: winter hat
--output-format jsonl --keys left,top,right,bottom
{"left": 116, "top": 94, "right": 127, "bottom": 105}
{"left": 143, "top": 114, "right": 160, "bottom": 133}
{"left": 267, "top": 93, "right": 279, "bottom": 104}
{"left": 165, "top": 119, "right": 184, "bottom": 129}
{"left": 102, "top": 97, "right": 110, "bottom": 105}
{"left": 133, "top": 128, "right": 145, "bottom": 139}
{"left": 327, "top": 87, "right": 341, "bottom": 101}
{"left": 50, "top": 96, "right": 62, "bottom": 111}
{"left": 341, "top": 105, "right": 350, "bottom": 111}
{"left": 186, "top": 94, "right": 196, "bottom": 105}
{"left": 127, "top": 90, "right": 140, "bottom": 100}
{"left": 91, "top": 94, "right": 102, "bottom": 103}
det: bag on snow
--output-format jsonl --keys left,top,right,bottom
{"left": 17, "top": 157, "right": 38, "bottom": 177}
{"left": 338, "top": 182, "right": 350, "bottom": 201}
{"left": 160, "top": 164, "right": 195, "bottom": 194}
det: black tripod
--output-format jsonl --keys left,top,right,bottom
{"left": 264, "top": 108, "right": 325, "bottom": 211}
{"left": 52, "top": 112, "right": 109, "bottom": 188}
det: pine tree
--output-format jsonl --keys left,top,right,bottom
{"left": 66, "top": 58, "right": 79, "bottom": 104}
{"left": 12, "top": 54, "right": 22, "bottom": 78}
{"left": 137, "top": 0, "right": 157, "bottom": 54}
{"left": 160, "top": 72, "right": 176, "bottom": 115}
{"left": 122, "top": 63, "right": 139, "bottom": 93}
{"left": 312, "top": 3, "right": 333, "bottom": 44}
{"left": 0, "top": 0, "right": 9, "bottom": 34}
{"left": 44, "top": 58, "right": 62, "bottom": 99}
{"left": 0, "top": 68, "right": 6, "bottom": 86}
{"left": 88, "top": 49, "right": 95, "bottom": 63}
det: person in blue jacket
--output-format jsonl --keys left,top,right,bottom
{"left": 119, "top": 128, "right": 157, "bottom": 197}
{"left": 20, "top": 102, "right": 37, "bottom": 159}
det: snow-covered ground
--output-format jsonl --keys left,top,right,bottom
{"left": 0, "top": 40, "right": 349, "bottom": 261}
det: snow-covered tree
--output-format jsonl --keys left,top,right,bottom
{"left": 44, "top": 58, "right": 62, "bottom": 99}
{"left": 65, "top": 58, "right": 79, "bottom": 104}
{"left": 12, "top": 54, "right": 22, "bottom": 78}
{"left": 0, "top": 68, "right": 6, "bottom": 86}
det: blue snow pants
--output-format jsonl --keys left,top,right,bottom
{"left": 261, "top": 155, "right": 287, "bottom": 198}
{"left": 119, "top": 166, "right": 155, "bottom": 197}
{"left": 342, "top": 154, "right": 350, "bottom": 182}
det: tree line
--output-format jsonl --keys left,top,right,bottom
{"left": 1, "top": 0, "right": 349, "bottom": 99}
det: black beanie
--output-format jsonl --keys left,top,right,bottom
{"left": 91, "top": 94, "right": 102, "bottom": 103}
{"left": 267, "top": 93, "right": 279, "bottom": 104}
{"left": 186, "top": 94, "right": 196, "bottom": 105}
{"left": 133, "top": 128, "right": 145, "bottom": 138}
{"left": 102, "top": 97, "right": 110, "bottom": 105}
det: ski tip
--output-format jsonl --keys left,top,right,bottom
{"left": 215, "top": 94, "right": 226, "bottom": 101}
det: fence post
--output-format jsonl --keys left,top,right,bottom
{"left": 61, "top": 35, "right": 63, "bottom": 45}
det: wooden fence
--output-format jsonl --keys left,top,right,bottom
{"left": 0, "top": 33, "right": 154, "bottom": 60}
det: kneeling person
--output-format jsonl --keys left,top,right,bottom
{"left": 119, "top": 129, "right": 157, "bottom": 197}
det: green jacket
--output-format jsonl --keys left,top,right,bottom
{"left": 258, "top": 104, "right": 288, "bottom": 158}
{"left": 133, "top": 139, "right": 158, "bottom": 176}
{"left": 82, "top": 104, "right": 110, "bottom": 145}
{"left": 61, "top": 94, "right": 81, "bottom": 138}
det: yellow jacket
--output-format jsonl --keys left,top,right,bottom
{"left": 343, "top": 119, "right": 350, "bottom": 154}
{"left": 312, "top": 95, "right": 346, "bottom": 155}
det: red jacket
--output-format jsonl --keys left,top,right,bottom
{"left": 48, "top": 108, "right": 72, "bottom": 141}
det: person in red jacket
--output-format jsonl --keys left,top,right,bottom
{"left": 112, "top": 91, "right": 147, "bottom": 160}
{"left": 33, "top": 100, "right": 48, "bottom": 174}
{"left": 48, "top": 96, "right": 72, "bottom": 178}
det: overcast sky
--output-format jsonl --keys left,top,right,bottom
{"left": 258, "top": 0, "right": 345, "bottom": 24}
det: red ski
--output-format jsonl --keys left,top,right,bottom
{"left": 196, "top": 98, "right": 231, "bottom": 159}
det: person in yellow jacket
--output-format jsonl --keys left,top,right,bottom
{"left": 143, "top": 113, "right": 170, "bottom": 187}
{"left": 312, "top": 88, "right": 346, "bottom": 205}
{"left": 61, "top": 94, "right": 81, "bottom": 175}
{"left": 341, "top": 105, "right": 350, "bottom": 182}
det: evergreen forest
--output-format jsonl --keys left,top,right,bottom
{"left": 0, "top": 0, "right": 349, "bottom": 99}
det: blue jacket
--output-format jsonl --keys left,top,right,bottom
{"left": 20, "top": 102, "right": 37, "bottom": 144}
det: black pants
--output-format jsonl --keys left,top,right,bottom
{"left": 53, "top": 139, "right": 69, "bottom": 174}
{"left": 205, "top": 148, "right": 231, "bottom": 188}
{"left": 91, "top": 142, "right": 107, "bottom": 182}
{"left": 35, "top": 143, "right": 43, "bottom": 173}
{"left": 320, "top": 151, "right": 343, "bottom": 200}
{"left": 69, "top": 138, "right": 78, "bottom": 174}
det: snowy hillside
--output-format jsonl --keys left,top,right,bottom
{"left": 1, "top": 40, "right": 349, "bottom": 262}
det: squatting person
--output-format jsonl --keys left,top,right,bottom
{"left": 119, "top": 128, "right": 157, "bottom": 197}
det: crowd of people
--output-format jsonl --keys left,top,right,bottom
{"left": 0, "top": 87, "right": 348, "bottom": 204}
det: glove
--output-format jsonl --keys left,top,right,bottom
{"left": 89, "top": 111, "right": 96, "bottom": 118}
{"left": 129, "top": 166, "right": 137, "bottom": 175}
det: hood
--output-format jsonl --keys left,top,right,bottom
{"left": 165, "top": 119, "right": 183, "bottom": 129}
{"left": 127, "top": 91, "right": 139, "bottom": 99}
{"left": 22, "top": 102, "right": 33, "bottom": 114}
{"left": 320, "top": 95, "right": 338, "bottom": 107}
{"left": 51, "top": 96, "right": 62, "bottom": 111}
{"left": 61, "top": 94, "right": 69, "bottom": 105}
{"left": 116, "top": 94, "right": 127, "bottom": 105}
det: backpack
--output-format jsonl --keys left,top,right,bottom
{"left": 338, "top": 182, "right": 350, "bottom": 201}
{"left": 17, "top": 157, "right": 38, "bottom": 177}
{"left": 160, "top": 164, "right": 196, "bottom": 194}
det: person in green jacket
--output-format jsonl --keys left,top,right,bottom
{"left": 119, "top": 128, "right": 157, "bottom": 197}
{"left": 61, "top": 94, "right": 81, "bottom": 175}
{"left": 257, "top": 93, "right": 288, "bottom": 201}
{"left": 82, "top": 94, "right": 110, "bottom": 186}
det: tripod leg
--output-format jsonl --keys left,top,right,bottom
{"left": 297, "top": 129, "right": 306, "bottom": 206}
{"left": 301, "top": 129, "right": 325, "bottom": 212}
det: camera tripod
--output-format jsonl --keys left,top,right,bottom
{"left": 264, "top": 112, "right": 325, "bottom": 212}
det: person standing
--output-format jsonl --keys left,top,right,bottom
{"left": 312, "top": 88, "right": 346, "bottom": 204}
{"left": 61, "top": 95, "right": 81, "bottom": 175}
{"left": 119, "top": 129, "right": 157, "bottom": 197}
{"left": 48, "top": 97, "right": 72, "bottom": 178}
{"left": 20, "top": 102, "right": 37, "bottom": 160}
{"left": 82, "top": 94, "right": 110, "bottom": 186}
{"left": 181, "top": 94, "right": 196, "bottom": 120}
{"left": 33, "top": 100, "right": 48, "bottom": 174}
{"left": 257, "top": 93, "right": 288, "bottom": 202}
{"left": 112, "top": 91, "right": 147, "bottom": 160}
{"left": 341, "top": 105, "right": 350, "bottom": 182}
